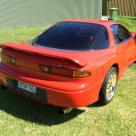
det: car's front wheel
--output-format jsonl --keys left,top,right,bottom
{"left": 99, "top": 67, "right": 118, "bottom": 105}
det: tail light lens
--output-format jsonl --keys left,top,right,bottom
{"left": 1, "top": 53, "right": 16, "bottom": 64}
{"left": 51, "top": 67, "right": 74, "bottom": 77}
{"left": 40, "top": 65, "right": 91, "bottom": 78}
{"left": 73, "top": 70, "right": 91, "bottom": 78}
{"left": 1, "top": 53, "right": 9, "bottom": 63}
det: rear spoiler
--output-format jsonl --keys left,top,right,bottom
{"left": 0, "top": 42, "right": 87, "bottom": 67}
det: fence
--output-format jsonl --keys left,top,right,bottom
{"left": 103, "top": 0, "right": 136, "bottom": 17}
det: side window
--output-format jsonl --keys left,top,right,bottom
{"left": 111, "top": 24, "right": 131, "bottom": 44}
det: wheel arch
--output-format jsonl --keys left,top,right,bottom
{"left": 112, "top": 63, "right": 119, "bottom": 75}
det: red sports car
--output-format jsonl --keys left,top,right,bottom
{"left": 0, "top": 20, "right": 136, "bottom": 111}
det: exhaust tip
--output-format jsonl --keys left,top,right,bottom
{"left": 58, "top": 108, "right": 73, "bottom": 115}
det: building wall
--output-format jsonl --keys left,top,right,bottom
{"left": 102, "top": 0, "right": 108, "bottom": 15}
{"left": 0, "top": 0, "right": 102, "bottom": 28}
{"left": 103, "top": 0, "right": 136, "bottom": 17}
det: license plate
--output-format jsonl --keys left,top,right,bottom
{"left": 18, "top": 81, "right": 36, "bottom": 94}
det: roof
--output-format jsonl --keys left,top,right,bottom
{"left": 62, "top": 19, "right": 117, "bottom": 27}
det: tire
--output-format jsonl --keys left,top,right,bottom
{"left": 99, "top": 67, "right": 118, "bottom": 105}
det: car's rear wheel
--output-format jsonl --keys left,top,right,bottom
{"left": 99, "top": 67, "right": 118, "bottom": 105}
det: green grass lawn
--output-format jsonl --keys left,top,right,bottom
{"left": 0, "top": 17, "right": 136, "bottom": 136}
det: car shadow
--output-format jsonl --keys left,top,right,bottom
{"left": 88, "top": 102, "right": 102, "bottom": 108}
{"left": 0, "top": 89, "right": 84, "bottom": 126}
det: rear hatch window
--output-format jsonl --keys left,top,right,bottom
{"left": 33, "top": 22, "right": 109, "bottom": 51}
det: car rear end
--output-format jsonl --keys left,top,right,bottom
{"left": 0, "top": 21, "right": 109, "bottom": 108}
{"left": 0, "top": 42, "right": 99, "bottom": 108}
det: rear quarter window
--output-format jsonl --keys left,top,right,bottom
{"left": 111, "top": 24, "right": 132, "bottom": 44}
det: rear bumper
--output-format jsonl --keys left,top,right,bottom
{"left": 0, "top": 64, "right": 101, "bottom": 108}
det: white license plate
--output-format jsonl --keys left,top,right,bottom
{"left": 18, "top": 81, "right": 36, "bottom": 94}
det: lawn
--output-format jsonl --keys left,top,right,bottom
{"left": 0, "top": 17, "right": 136, "bottom": 136}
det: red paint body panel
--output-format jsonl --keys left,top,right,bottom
{"left": 0, "top": 19, "right": 136, "bottom": 108}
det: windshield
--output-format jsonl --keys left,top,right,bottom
{"left": 33, "top": 22, "right": 109, "bottom": 51}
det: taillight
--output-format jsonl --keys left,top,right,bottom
{"left": 51, "top": 67, "right": 74, "bottom": 77}
{"left": 73, "top": 70, "right": 91, "bottom": 78}
{"left": 1, "top": 52, "right": 91, "bottom": 78}
{"left": 1, "top": 53, "right": 16, "bottom": 64}
{"left": 40, "top": 65, "right": 91, "bottom": 78}
{"left": 1, "top": 53, "right": 8, "bottom": 63}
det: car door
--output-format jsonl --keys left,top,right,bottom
{"left": 111, "top": 24, "right": 136, "bottom": 68}
{"left": 118, "top": 25, "right": 136, "bottom": 65}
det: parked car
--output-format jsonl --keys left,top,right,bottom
{"left": 0, "top": 20, "right": 136, "bottom": 113}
